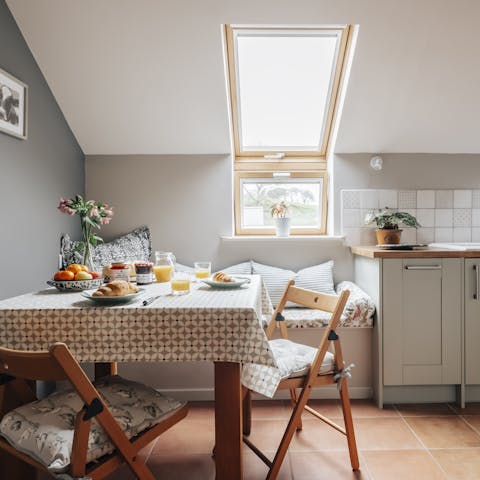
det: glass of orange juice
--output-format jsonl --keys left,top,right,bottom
{"left": 171, "top": 271, "right": 191, "bottom": 295}
{"left": 194, "top": 261, "right": 211, "bottom": 280}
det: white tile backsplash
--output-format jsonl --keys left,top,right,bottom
{"left": 378, "top": 190, "right": 398, "bottom": 209}
{"left": 472, "top": 209, "right": 480, "bottom": 227}
{"left": 454, "top": 190, "right": 472, "bottom": 208}
{"left": 360, "top": 190, "right": 380, "bottom": 209}
{"left": 417, "top": 190, "right": 435, "bottom": 208}
{"left": 435, "top": 209, "right": 453, "bottom": 227}
{"left": 453, "top": 227, "right": 471, "bottom": 242}
{"left": 453, "top": 209, "right": 471, "bottom": 227}
{"left": 435, "top": 227, "right": 453, "bottom": 242}
{"left": 417, "top": 209, "right": 435, "bottom": 227}
{"left": 472, "top": 191, "right": 480, "bottom": 209}
{"left": 341, "top": 189, "right": 480, "bottom": 246}
{"left": 398, "top": 191, "right": 417, "bottom": 209}
{"left": 435, "top": 190, "right": 453, "bottom": 208}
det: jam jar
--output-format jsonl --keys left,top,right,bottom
{"left": 135, "top": 262, "right": 154, "bottom": 285}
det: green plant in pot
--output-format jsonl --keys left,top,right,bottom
{"left": 365, "top": 208, "right": 421, "bottom": 245}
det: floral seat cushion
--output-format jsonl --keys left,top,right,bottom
{"left": 262, "top": 281, "right": 375, "bottom": 328}
{"left": 0, "top": 376, "right": 184, "bottom": 473}
{"left": 269, "top": 339, "right": 334, "bottom": 379}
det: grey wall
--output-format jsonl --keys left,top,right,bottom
{"left": 333, "top": 153, "right": 480, "bottom": 233}
{"left": 0, "top": 0, "right": 84, "bottom": 299}
{"left": 85, "top": 155, "right": 353, "bottom": 281}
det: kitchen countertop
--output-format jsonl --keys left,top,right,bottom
{"left": 351, "top": 246, "right": 480, "bottom": 259}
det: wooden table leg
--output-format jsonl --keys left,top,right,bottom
{"left": 94, "top": 362, "right": 118, "bottom": 380}
{"left": 214, "top": 362, "right": 242, "bottom": 480}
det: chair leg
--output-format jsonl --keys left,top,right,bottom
{"left": 267, "top": 386, "right": 311, "bottom": 480}
{"left": 242, "top": 388, "right": 252, "bottom": 436}
{"left": 288, "top": 388, "right": 302, "bottom": 431}
{"left": 339, "top": 380, "right": 360, "bottom": 470}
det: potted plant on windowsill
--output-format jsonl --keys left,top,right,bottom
{"left": 365, "top": 208, "right": 421, "bottom": 245}
{"left": 271, "top": 201, "right": 290, "bottom": 237}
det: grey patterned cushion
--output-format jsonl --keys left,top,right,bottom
{"left": 0, "top": 376, "right": 184, "bottom": 473}
{"left": 60, "top": 225, "right": 152, "bottom": 270}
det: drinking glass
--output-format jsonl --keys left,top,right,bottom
{"left": 171, "top": 271, "right": 191, "bottom": 295}
{"left": 194, "top": 261, "right": 211, "bottom": 280}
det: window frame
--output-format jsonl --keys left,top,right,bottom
{"left": 225, "top": 24, "right": 352, "bottom": 158}
{"left": 234, "top": 171, "right": 328, "bottom": 236}
{"left": 225, "top": 24, "right": 354, "bottom": 236}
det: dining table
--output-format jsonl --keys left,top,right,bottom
{"left": 0, "top": 274, "right": 284, "bottom": 480}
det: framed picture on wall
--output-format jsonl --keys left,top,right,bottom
{"left": 0, "top": 67, "right": 28, "bottom": 140}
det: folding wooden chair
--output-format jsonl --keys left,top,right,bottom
{"left": 0, "top": 342, "right": 188, "bottom": 479}
{"left": 243, "top": 280, "right": 359, "bottom": 480}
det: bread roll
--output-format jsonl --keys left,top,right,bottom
{"left": 92, "top": 280, "right": 138, "bottom": 297}
{"left": 212, "top": 272, "right": 234, "bottom": 283}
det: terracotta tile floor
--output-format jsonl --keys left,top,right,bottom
{"left": 37, "top": 400, "right": 480, "bottom": 479}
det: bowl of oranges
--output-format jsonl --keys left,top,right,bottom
{"left": 47, "top": 264, "right": 104, "bottom": 292}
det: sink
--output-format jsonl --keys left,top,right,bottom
{"left": 429, "top": 242, "right": 480, "bottom": 251}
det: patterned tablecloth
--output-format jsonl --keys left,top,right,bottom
{"left": 0, "top": 275, "right": 282, "bottom": 397}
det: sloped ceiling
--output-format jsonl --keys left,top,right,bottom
{"left": 6, "top": 0, "right": 480, "bottom": 154}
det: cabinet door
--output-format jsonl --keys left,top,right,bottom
{"left": 465, "top": 259, "right": 480, "bottom": 384}
{"left": 383, "top": 258, "right": 462, "bottom": 386}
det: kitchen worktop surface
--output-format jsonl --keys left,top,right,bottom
{"left": 351, "top": 245, "right": 480, "bottom": 259}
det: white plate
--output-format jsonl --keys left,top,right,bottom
{"left": 201, "top": 276, "right": 251, "bottom": 289}
{"left": 81, "top": 288, "right": 145, "bottom": 304}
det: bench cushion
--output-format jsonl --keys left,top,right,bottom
{"left": 0, "top": 376, "right": 183, "bottom": 473}
{"left": 263, "top": 281, "right": 375, "bottom": 328}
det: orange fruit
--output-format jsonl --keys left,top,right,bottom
{"left": 66, "top": 264, "right": 84, "bottom": 274}
{"left": 80, "top": 264, "right": 90, "bottom": 272}
{"left": 54, "top": 270, "right": 75, "bottom": 281}
{"left": 75, "top": 271, "right": 93, "bottom": 280}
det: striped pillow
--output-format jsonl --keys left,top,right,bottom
{"left": 252, "top": 261, "right": 335, "bottom": 307}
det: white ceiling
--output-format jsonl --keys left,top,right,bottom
{"left": 7, "top": 0, "right": 480, "bottom": 155}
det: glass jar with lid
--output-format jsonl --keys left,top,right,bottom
{"left": 153, "top": 251, "right": 176, "bottom": 283}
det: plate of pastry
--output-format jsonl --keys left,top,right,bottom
{"left": 201, "top": 272, "right": 251, "bottom": 289}
{"left": 81, "top": 280, "right": 144, "bottom": 304}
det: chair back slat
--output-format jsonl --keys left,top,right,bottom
{"left": 286, "top": 286, "right": 342, "bottom": 312}
{"left": 0, "top": 347, "right": 67, "bottom": 381}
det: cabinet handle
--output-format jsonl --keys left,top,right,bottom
{"left": 404, "top": 265, "right": 442, "bottom": 270}
{"left": 474, "top": 265, "right": 479, "bottom": 301}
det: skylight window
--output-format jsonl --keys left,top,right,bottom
{"left": 224, "top": 25, "right": 354, "bottom": 235}
{"left": 236, "top": 32, "right": 338, "bottom": 153}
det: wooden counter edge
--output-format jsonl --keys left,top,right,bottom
{"left": 351, "top": 246, "right": 480, "bottom": 258}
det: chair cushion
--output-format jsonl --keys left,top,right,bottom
{"left": 251, "top": 261, "right": 335, "bottom": 307}
{"left": 269, "top": 339, "right": 334, "bottom": 379}
{"left": 60, "top": 225, "right": 152, "bottom": 271}
{"left": 0, "top": 376, "right": 184, "bottom": 473}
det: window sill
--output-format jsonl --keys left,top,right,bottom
{"left": 221, "top": 235, "right": 345, "bottom": 242}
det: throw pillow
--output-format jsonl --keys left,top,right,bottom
{"left": 252, "top": 260, "right": 335, "bottom": 307}
{"left": 60, "top": 225, "right": 152, "bottom": 271}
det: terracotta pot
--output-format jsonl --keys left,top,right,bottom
{"left": 375, "top": 228, "right": 402, "bottom": 245}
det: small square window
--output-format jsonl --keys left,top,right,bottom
{"left": 236, "top": 172, "right": 327, "bottom": 234}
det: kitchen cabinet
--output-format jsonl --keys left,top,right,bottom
{"left": 383, "top": 258, "right": 462, "bottom": 386}
{"left": 352, "top": 247, "right": 466, "bottom": 407}
{"left": 465, "top": 259, "right": 480, "bottom": 385}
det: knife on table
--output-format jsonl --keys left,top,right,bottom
{"left": 142, "top": 295, "right": 161, "bottom": 306}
